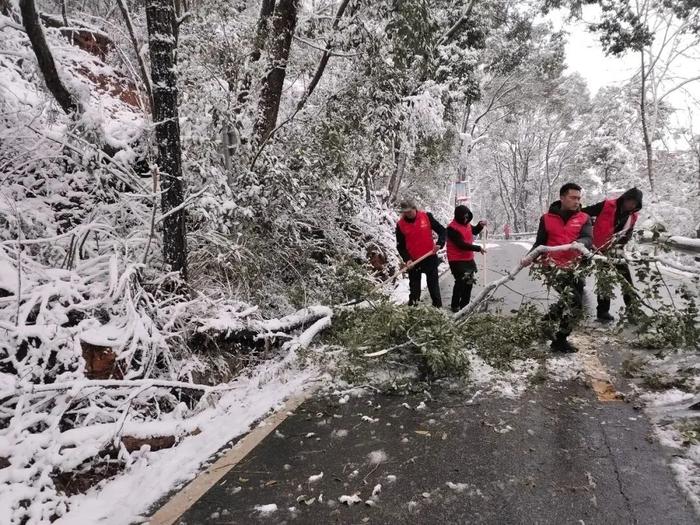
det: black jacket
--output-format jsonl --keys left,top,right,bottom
{"left": 530, "top": 200, "right": 593, "bottom": 253}
{"left": 446, "top": 205, "right": 484, "bottom": 252}
{"left": 581, "top": 187, "right": 643, "bottom": 246}
{"left": 396, "top": 211, "right": 446, "bottom": 262}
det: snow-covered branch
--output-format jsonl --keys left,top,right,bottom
{"left": 453, "top": 242, "right": 593, "bottom": 321}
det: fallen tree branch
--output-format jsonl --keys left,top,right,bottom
{"left": 651, "top": 255, "right": 700, "bottom": 275}
{"left": 453, "top": 242, "right": 592, "bottom": 322}
{"left": 6, "top": 377, "right": 230, "bottom": 399}
{"left": 284, "top": 313, "right": 333, "bottom": 350}
{"left": 251, "top": 305, "right": 333, "bottom": 336}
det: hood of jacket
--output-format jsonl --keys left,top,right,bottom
{"left": 454, "top": 205, "right": 473, "bottom": 225}
{"left": 548, "top": 200, "right": 566, "bottom": 215}
{"left": 618, "top": 187, "right": 643, "bottom": 212}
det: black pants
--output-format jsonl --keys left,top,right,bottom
{"left": 543, "top": 270, "right": 584, "bottom": 341}
{"left": 597, "top": 262, "right": 634, "bottom": 315}
{"left": 449, "top": 260, "right": 477, "bottom": 311}
{"left": 408, "top": 255, "right": 442, "bottom": 307}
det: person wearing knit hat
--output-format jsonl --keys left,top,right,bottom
{"left": 446, "top": 205, "right": 487, "bottom": 313}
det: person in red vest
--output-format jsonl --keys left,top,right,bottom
{"left": 582, "top": 187, "right": 643, "bottom": 322}
{"left": 396, "top": 200, "right": 446, "bottom": 307}
{"left": 446, "top": 205, "right": 487, "bottom": 312}
{"left": 521, "top": 182, "right": 592, "bottom": 353}
{"left": 503, "top": 223, "right": 511, "bottom": 240}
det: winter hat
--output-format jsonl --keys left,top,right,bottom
{"left": 454, "top": 205, "right": 473, "bottom": 225}
{"left": 620, "top": 187, "right": 643, "bottom": 211}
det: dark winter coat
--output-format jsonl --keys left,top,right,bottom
{"left": 582, "top": 187, "right": 643, "bottom": 246}
{"left": 446, "top": 205, "right": 484, "bottom": 253}
{"left": 396, "top": 211, "right": 446, "bottom": 262}
{"left": 530, "top": 200, "right": 593, "bottom": 254}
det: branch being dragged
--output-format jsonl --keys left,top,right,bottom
{"left": 453, "top": 242, "right": 593, "bottom": 322}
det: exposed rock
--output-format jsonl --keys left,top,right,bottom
{"left": 81, "top": 341, "right": 124, "bottom": 380}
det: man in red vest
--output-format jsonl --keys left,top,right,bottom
{"left": 446, "top": 205, "right": 487, "bottom": 312}
{"left": 396, "top": 200, "right": 446, "bottom": 307}
{"left": 582, "top": 187, "right": 643, "bottom": 322}
{"left": 522, "top": 183, "right": 592, "bottom": 353}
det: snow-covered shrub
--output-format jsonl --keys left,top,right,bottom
{"left": 641, "top": 202, "right": 696, "bottom": 237}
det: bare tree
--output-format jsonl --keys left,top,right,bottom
{"left": 235, "top": 0, "right": 276, "bottom": 112}
{"left": 146, "top": 0, "right": 187, "bottom": 280}
{"left": 19, "top": 0, "right": 81, "bottom": 116}
{"left": 631, "top": 2, "right": 700, "bottom": 194}
{"left": 253, "top": 0, "right": 300, "bottom": 144}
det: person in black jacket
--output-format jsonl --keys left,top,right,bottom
{"left": 395, "top": 200, "right": 446, "bottom": 307}
{"left": 522, "top": 183, "right": 593, "bottom": 353}
{"left": 582, "top": 187, "right": 643, "bottom": 322}
{"left": 446, "top": 205, "right": 486, "bottom": 312}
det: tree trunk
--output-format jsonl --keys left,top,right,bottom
{"left": 146, "top": 0, "right": 188, "bottom": 280}
{"left": 253, "top": 0, "right": 300, "bottom": 144}
{"left": 117, "top": 0, "right": 153, "bottom": 106}
{"left": 292, "top": 0, "right": 351, "bottom": 115}
{"left": 236, "top": 0, "right": 275, "bottom": 107}
{"left": 640, "top": 52, "right": 655, "bottom": 194}
{"left": 19, "top": 0, "right": 80, "bottom": 116}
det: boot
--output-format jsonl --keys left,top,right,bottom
{"left": 596, "top": 311, "right": 614, "bottom": 323}
{"left": 551, "top": 336, "right": 578, "bottom": 353}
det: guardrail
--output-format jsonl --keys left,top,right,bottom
{"left": 490, "top": 231, "right": 537, "bottom": 240}
{"left": 637, "top": 232, "right": 700, "bottom": 255}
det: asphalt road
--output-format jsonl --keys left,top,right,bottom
{"left": 438, "top": 239, "right": 689, "bottom": 318}
{"left": 173, "top": 380, "right": 696, "bottom": 525}
{"left": 439, "top": 240, "right": 555, "bottom": 314}
{"left": 158, "top": 241, "right": 697, "bottom": 525}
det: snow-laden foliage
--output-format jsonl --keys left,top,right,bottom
{"left": 1, "top": 0, "right": 699, "bottom": 521}
{"left": 324, "top": 301, "right": 545, "bottom": 385}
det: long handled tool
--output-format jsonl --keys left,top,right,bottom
{"left": 338, "top": 249, "right": 440, "bottom": 308}
{"left": 481, "top": 226, "right": 488, "bottom": 288}
{"left": 376, "top": 249, "right": 435, "bottom": 292}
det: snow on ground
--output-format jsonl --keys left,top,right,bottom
{"left": 513, "top": 241, "right": 533, "bottom": 251}
{"left": 54, "top": 353, "right": 319, "bottom": 525}
{"left": 645, "top": 407, "right": 700, "bottom": 515}
{"left": 635, "top": 367, "right": 700, "bottom": 515}
{"left": 467, "top": 352, "right": 538, "bottom": 399}
{"left": 465, "top": 351, "right": 583, "bottom": 400}
{"left": 546, "top": 354, "right": 586, "bottom": 382}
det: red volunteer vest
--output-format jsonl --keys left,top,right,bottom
{"left": 592, "top": 198, "right": 638, "bottom": 250}
{"left": 542, "top": 210, "right": 589, "bottom": 268}
{"left": 397, "top": 210, "right": 435, "bottom": 260}
{"left": 446, "top": 220, "right": 475, "bottom": 262}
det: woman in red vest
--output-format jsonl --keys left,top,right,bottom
{"left": 395, "top": 200, "right": 446, "bottom": 307}
{"left": 446, "top": 205, "right": 486, "bottom": 312}
{"left": 582, "top": 187, "right": 643, "bottom": 322}
{"left": 522, "top": 183, "right": 592, "bottom": 353}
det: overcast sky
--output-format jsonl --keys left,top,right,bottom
{"left": 546, "top": 6, "right": 700, "bottom": 137}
